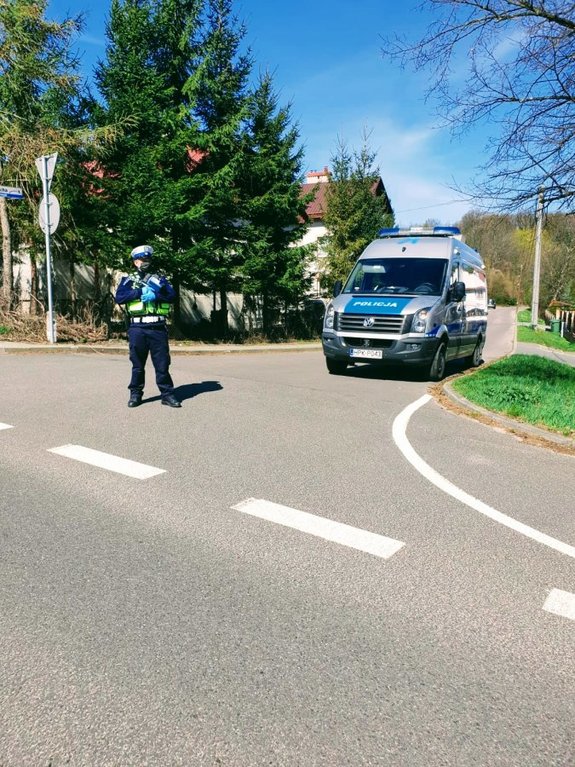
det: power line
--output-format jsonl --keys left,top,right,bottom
{"left": 396, "top": 198, "right": 474, "bottom": 214}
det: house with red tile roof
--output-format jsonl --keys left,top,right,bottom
{"left": 299, "top": 166, "right": 391, "bottom": 296}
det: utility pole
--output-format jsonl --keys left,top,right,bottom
{"left": 531, "top": 187, "right": 544, "bottom": 329}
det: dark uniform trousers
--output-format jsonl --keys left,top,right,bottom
{"left": 128, "top": 323, "right": 174, "bottom": 396}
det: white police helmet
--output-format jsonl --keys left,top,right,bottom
{"left": 131, "top": 244, "right": 154, "bottom": 260}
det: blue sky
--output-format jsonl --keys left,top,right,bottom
{"left": 48, "top": 0, "right": 490, "bottom": 226}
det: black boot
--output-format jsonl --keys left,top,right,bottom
{"left": 161, "top": 393, "right": 181, "bottom": 408}
{"left": 128, "top": 392, "right": 142, "bottom": 408}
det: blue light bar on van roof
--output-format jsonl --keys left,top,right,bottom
{"left": 378, "top": 225, "right": 462, "bottom": 238}
{"left": 433, "top": 226, "right": 461, "bottom": 235}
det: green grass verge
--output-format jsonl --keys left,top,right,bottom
{"left": 517, "top": 325, "right": 575, "bottom": 350}
{"left": 517, "top": 308, "right": 531, "bottom": 323}
{"left": 516, "top": 308, "right": 544, "bottom": 324}
{"left": 452, "top": 355, "right": 575, "bottom": 436}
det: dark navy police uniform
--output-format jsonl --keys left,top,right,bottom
{"left": 114, "top": 245, "right": 181, "bottom": 408}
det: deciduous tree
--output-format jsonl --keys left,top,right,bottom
{"left": 0, "top": 0, "right": 82, "bottom": 307}
{"left": 384, "top": 1, "right": 575, "bottom": 211}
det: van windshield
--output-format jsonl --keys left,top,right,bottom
{"left": 342, "top": 258, "right": 448, "bottom": 296}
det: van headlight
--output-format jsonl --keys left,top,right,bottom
{"left": 411, "top": 307, "right": 430, "bottom": 334}
{"left": 324, "top": 303, "right": 335, "bottom": 329}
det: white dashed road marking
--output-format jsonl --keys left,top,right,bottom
{"left": 543, "top": 589, "right": 575, "bottom": 621}
{"left": 393, "top": 395, "right": 575, "bottom": 560}
{"left": 0, "top": 423, "right": 14, "bottom": 430}
{"left": 231, "top": 498, "right": 405, "bottom": 559}
{"left": 48, "top": 444, "right": 165, "bottom": 479}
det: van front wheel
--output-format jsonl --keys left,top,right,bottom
{"left": 468, "top": 338, "right": 484, "bottom": 368}
{"left": 326, "top": 358, "right": 348, "bottom": 375}
{"left": 429, "top": 342, "right": 447, "bottom": 381}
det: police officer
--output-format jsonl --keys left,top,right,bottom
{"left": 115, "top": 245, "right": 181, "bottom": 408}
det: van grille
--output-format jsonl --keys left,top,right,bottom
{"left": 335, "top": 313, "right": 407, "bottom": 334}
{"left": 343, "top": 338, "right": 394, "bottom": 349}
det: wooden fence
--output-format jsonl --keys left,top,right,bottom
{"left": 559, "top": 311, "right": 575, "bottom": 342}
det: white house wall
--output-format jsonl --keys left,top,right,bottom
{"left": 13, "top": 253, "right": 245, "bottom": 329}
{"left": 301, "top": 221, "right": 327, "bottom": 296}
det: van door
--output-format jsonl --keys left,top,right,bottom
{"left": 444, "top": 259, "right": 464, "bottom": 358}
{"left": 459, "top": 262, "right": 486, "bottom": 356}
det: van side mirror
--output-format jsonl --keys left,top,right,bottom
{"left": 333, "top": 280, "right": 342, "bottom": 297}
{"left": 451, "top": 281, "right": 466, "bottom": 301}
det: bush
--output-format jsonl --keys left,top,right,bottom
{"left": 0, "top": 308, "right": 109, "bottom": 343}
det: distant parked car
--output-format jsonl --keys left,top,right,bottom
{"left": 487, "top": 298, "right": 496, "bottom": 309}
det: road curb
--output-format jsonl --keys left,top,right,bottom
{"left": 437, "top": 379, "right": 575, "bottom": 455}
{"left": 0, "top": 341, "right": 323, "bottom": 356}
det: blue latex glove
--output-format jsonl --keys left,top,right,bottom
{"left": 141, "top": 285, "right": 156, "bottom": 303}
{"left": 147, "top": 276, "right": 162, "bottom": 295}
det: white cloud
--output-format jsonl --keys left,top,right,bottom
{"left": 369, "top": 120, "right": 474, "bottom": 224}
{"left": 385, "top": 173, "right": 473, "bottom": 226}
{"left": 78, "top": 34, "right": 106, "bottom": 48}
{"left": 488, "top": 28, "right": 526, "bottom": 64}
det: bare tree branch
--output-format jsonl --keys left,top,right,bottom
{"left": 383, "top": 0, "right": 575, "bottom": 209}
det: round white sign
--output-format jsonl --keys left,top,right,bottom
{"left": 39, "top": 193, "right": 60, "bottom": 234}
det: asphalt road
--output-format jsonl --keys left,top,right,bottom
{"left": 0, "top": 310, "right": 573, "bottom": 766}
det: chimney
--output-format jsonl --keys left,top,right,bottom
{"left": 306, "top": 167, "right": 331, "bottom": 183}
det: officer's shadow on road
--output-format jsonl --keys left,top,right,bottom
{"left": 174, "top": 380, "right": 223, "bottom": 402}
{"left": 144, "top": 381, "right": 223, "bottom": 404}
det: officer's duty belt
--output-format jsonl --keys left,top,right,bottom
{"left": 130, "top": 316, "right": 166, "bottom": 324}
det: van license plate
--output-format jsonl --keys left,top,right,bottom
{"left": 350, "top": 348, "right": 383, "bottom": 359}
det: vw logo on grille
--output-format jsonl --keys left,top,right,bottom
{"left": 363, "top": 316, "right": 375, "bottom": 328}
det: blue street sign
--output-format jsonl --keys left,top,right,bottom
{"left": 0, "top": 185, "right": 23, "bottom": 199}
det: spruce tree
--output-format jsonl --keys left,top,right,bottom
{"left": 240, "top": 72, "right": 311, "bottom": 336}
{"left": 93, "top": 0, "right": 202, "bottom": 280}
{"left": 322, "top": 136, "right": 394, "bottom": 288}
{"left": 182, "top": 0, "right": 252, "bottom": 336}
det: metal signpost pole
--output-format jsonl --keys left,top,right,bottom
{"left": 36, "top": 153, "right": 59, "bottom": 343}
{"left": 41, "top": 155, "right": 56, "bottom": 343}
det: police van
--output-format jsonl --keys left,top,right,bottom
{"left": 322, "top": 226, "right": 487, "bottom": 380}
